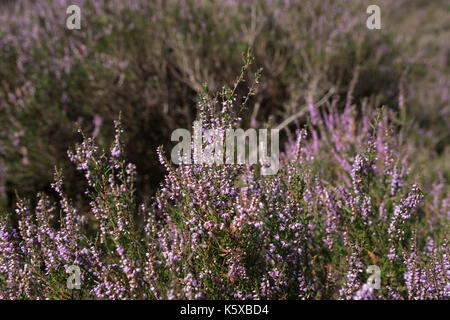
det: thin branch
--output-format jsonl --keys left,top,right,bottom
{"left": 275, "top": 87, "right": 335, "bottom": 131}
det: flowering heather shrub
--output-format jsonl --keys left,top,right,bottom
{"left": 1, "top": 0, "right": 417, "bottom": 212}
{"left": 0, "top": 70, "right": 448, "bottom": 300}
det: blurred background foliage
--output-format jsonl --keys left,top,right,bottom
{"left": 0, "top": 0, "right": 448, "bottom": 213}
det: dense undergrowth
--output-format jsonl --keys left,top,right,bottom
{"left": 0, "top": 65, "right": 448, "bottom": 299}
{"left": 1, "top": 0, "right": 448, "bottom": 211}
{"left": 0, "top": 0, "right": 448, "bottom": 299}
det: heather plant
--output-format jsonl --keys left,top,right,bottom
{"left": 0, "top": 65, "right": 447, "bottom": 299}
{"left": 1, "top": 0, "right": 428, "bottom": 213}
{"left": 0, "top": 0, "right": 448, "bottom": 301}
